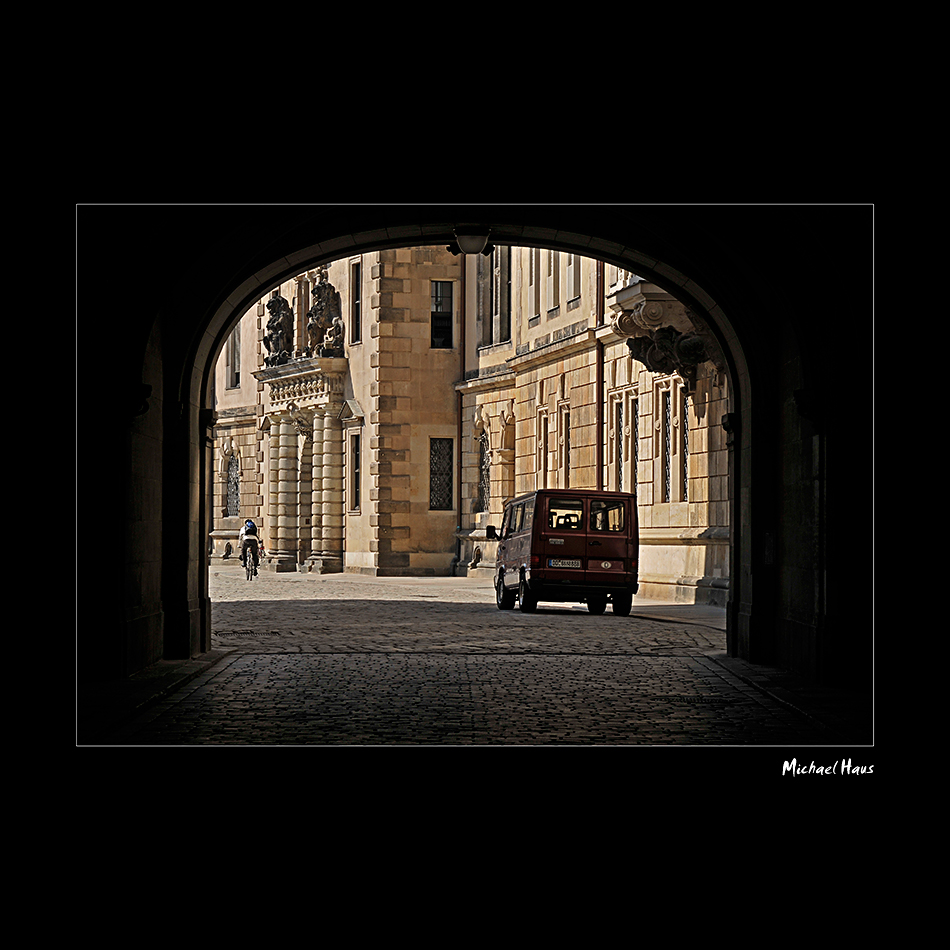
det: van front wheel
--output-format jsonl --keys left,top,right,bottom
{"left": 496, "top": 574, "right": 516, "bottom": 610}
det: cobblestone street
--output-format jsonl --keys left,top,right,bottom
{"left": 96, "top": 564, "right": 871, "bottom": 749}
{"left": 208, "top": 565, "right": 727, "bottom": 656}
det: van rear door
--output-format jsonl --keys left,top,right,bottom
{"left": 585, "top": 495, "right": 633, "bottom": 585}
{"left": 541, "top": 495, "right": 587, "bottom": 581}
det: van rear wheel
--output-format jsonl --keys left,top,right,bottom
{"left": 612, "top": 592, "right": 633, "bottom": 616}
{"left": 518, "top": 579, "right": 538, "bottom": 613}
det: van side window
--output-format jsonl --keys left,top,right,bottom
{"left": 591, "top": 499, "right": 625, "bottom": 532}
{"left": 522, "top": 500, "right": 535, "bottom": 534}
{"left": 548, "top": 498, "right": 584, "bottom": 529}
{"left": 504, "top": 503, "right": 524, "bottom": 538}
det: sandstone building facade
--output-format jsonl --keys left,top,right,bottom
{"left": 210, "top": 245, "right": 731, "bottom": 604}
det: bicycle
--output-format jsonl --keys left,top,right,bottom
{"left": 244, "top": 539, "right": 260, "bottom": 580}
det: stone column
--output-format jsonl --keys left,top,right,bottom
{"left": 273, "top": 413, "right": 298, "bottom": 571}
{"left": 266, "top": 416, "right": 280, "bottom": 566}
{"left": 296, "top": 411, "right": 313, "bottom": 568}
{"left": 320, "top": 403, "right": 344, "bottom": 572}
{"left": 308, "top": 409, "right": 325, "bottom": 566}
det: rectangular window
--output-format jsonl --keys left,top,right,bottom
{"left": 349, "top": 432, "right": 361, "bottom": 511}
{"left": 564, "top": 410, "right": 570, "bottom": 488}
{"left": 653, "top": 379, "right": 689, "bottom": 506}
{"left": 558, "top": 404, "right": 571, "bottom": 489}
{"left": 530, "top": 249, "right": 541, "bottom": 319}
{"left": 537, "top": 409, "right": 549, "bottom": 490}
{"left": 495, "top": 246, "right": 511, "bottom": 343}
{"left": 612, "top": 391, "right": 639, "bottom": 496}
{"left": 547, "top": 250, "right": 560, "bottom": 313}
{"left": 662, "top": 389, "right": 672, "bottom": 503}
{"left": 225, "top": 324, "right": 241, "bottom": 389}
{"left": 350, "top": 261, "right": 362, "bottom": 344}
{"left": 431, "top": 280, "right": 453, "bottom": 349}
{"left": 567, "top": 254, "right": 581, "bottom": 303}
{"left": 616, "top": 399, "right": 624, "bottom": 492}
{"left": 477, "top": 255, "right": 493, "bottom": 347}
{"left": 429, "top": 438, "right": 454, "bottom": 509}
{"left": 632, "top": 397, "right": 639, "bottom": 497}
{"left": 682, "top": 387, "right": 690, "bottom": 502}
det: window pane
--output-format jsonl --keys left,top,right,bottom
{"left": 429, "top": 438, "right": 453, "bottom": 509}
{"left": 431, "top": 280, "right": 453, "bottom": 312}
{"left": 547, "top": 498, "right": 583, "bottom": 529}
{"left": 591, "top": 499, "right": 625, "bottom": 532}
{"left": 431, "top": 280, "right": 453, "bottom": 348}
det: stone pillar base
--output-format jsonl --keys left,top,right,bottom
{"left": 303, "top": 555, "right": 343, "bottom": 574}
{"left": 455, "top": 563, "right": 496, "bottom": 579}
{"left": 263, "top": 556, "right": 298, "bottom": 573}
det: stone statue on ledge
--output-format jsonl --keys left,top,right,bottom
{"left": 263, "top": 291, "right": 294, "bottom": 366}
{"left": 306, "top": 266, "right": 345, "bottom": 357}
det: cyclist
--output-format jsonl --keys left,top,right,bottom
{"left": 239, "top": 519, "right": 264, "bottom": 573}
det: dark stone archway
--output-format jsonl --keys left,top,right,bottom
{"left": 78, "top": 204, "right": 872, "bottom": 692}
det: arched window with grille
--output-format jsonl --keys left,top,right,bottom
{"left": 476, "top": 431, "right": 490, "bottom": 512}
{"left": 227, "top": 454, "right": 240, "bottom": 517}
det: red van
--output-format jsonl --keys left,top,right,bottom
{"left": 486, "top": 489, "right": 639, "bottom": 615}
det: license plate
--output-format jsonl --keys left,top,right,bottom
{"left": 549, "top": 558, "right": 581, "bottom": 568}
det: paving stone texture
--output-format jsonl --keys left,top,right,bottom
{"left": 86, "top": 563, "right": 872, "bottom": 749}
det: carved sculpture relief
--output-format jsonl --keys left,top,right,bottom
{"left": 608, "top": 285, "right": 725, "bottom": 395}
{"left": 626, "top": 326, "right": 710, "bottom": 394}
{"left": 473, "top": 404, "right": 487, "bottom": 439}
{"left": 265, "top": 370, "right": 345, "bottom": 406}
{"left": 288, "top": 404, "right": 315, "bottom": 442}
{"left": 219, "top": 436, "right": 239, "bottom": 471}
{"left": 498, "top": 399, "right": 515, "bottom": 450}
{"left": 610, "top": 298, "right": 689, "bottom": 338}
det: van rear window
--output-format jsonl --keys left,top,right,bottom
{"left": 591, "top": 499, "right": 625, "bottom": 531}
{"left": 548, "top": 498, "right": 584, "bottom": 529}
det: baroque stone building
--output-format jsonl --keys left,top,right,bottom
{"left": 210, "top": 245, "right": 730, "bottom": 604}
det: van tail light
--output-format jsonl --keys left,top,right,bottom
{"left": 530, "top": 555, "right": 541, "bottom": 568}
